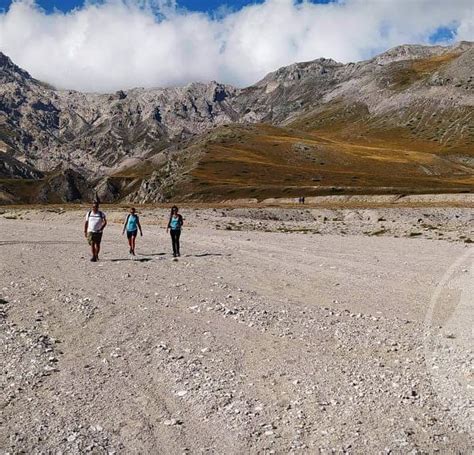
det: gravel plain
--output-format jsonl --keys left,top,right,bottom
{"left": 1, "top": 203, "right": 473, "bottom": 454}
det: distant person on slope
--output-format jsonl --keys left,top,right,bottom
{"left": 84, "top": 201, "right": 107, "bottom": 262}
{"left": 166, "top": 206, "right": 184, "bottom": 258}
{"left": 122, "top": 207, "right": 142, "bottom": 256}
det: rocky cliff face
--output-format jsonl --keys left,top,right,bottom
{"left": 0, "top": 153, "right": 43, "bottom": 179}
{"left": 0, "top": 41, "right": 473, "bottom": 203}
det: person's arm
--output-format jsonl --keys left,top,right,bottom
{"left": 137, "top": 217, "right": 143, "bottom": 236}
{"left": 84, "top": 220, "right": 88, "bottom": 238}
{"left": 180, "top": 215, "right": 184, "bottom": 228}
{"left": 101, "top": 214, "right": 107, "bottom": 231}
{"left": 122, "top": 215, "right": 128, "bottom": 235}
{"left": 166, "top": 216, "right": 171, "bottom": 233}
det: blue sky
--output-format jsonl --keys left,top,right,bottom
{"left": 429, "top": 25, "right": 457, "bottom": 44}
{"left": 0, "top": 0, "right": 335, "bottom": 14}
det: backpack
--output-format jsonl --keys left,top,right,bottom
{"left": 88, "top": 210, "right": 105, "bottom": 220}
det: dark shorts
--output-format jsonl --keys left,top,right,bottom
{"left": 127, "top": 230, "right": 138, "bottom": 239}
{"left": 87, "top": 232, "right": 103, "bottom": 245}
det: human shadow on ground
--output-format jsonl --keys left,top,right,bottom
{"left": 137, "top": 252, "right": 167, "bottom": 257}
{"left": 109, "top": 257, "right": 153, "bottom": 262}
{"left": 184, "top": 253, "right": 231, "bottom": 258}
{"left": 0, "top": 240, "right": 82, "bottom": 246}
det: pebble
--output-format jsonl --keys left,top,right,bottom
{"left": 163, "top": 419, "right": 181, "bottom": 426}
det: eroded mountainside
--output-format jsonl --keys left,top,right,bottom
{"left": 0, "top": 42, "right": 473, "bottom": 203}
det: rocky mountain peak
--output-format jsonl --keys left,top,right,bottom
{"left": 257, "top": 57, "right": 342, "bottom": 87}
{"left": 450, "top": 40, "right": 474, "bottom": 51}
{"left": 372, "top": 41, "right": 473, "bottom": 66}
{"left": 0, "top": 52, "right": 34, "bottom": 84}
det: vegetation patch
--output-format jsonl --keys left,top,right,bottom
{"left": 390, "top": 53, "right": 461, "bottom": 90}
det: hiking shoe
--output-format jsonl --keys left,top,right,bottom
{"left": 90, "top": 257, "right": 97, "bottom": 262}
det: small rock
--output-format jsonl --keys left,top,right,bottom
{"left": 163, "top": 418, "right": 181, "bottom": 426}
{"left": 67, "top": 433, "right": 77, "bottom": 442}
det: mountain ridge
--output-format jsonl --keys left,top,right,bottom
{"left": 0, "top": 41, "right": 473, "bottom": 203}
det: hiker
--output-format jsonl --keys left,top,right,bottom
{"left": 122, "top": 207, "right": 142, "bottom": 256}
{"left": 84, "top": 201, "right": 107, "bottom": 262}
{"left": 166, "top": 205, "right": 184, "bottom": 258}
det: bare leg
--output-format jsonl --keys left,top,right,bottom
{"left": 131, "top": 236, "right": 136, "bottom": 255}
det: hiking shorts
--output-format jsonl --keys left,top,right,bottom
{"left": 126, "top": 230, "right": 138, "bottom": 239}
{"left": 87, "top": 232, "right": 103, "bottom": 245}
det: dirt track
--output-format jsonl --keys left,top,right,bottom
{"left": 1, "top": 206, "right": 473, "bottom": 453}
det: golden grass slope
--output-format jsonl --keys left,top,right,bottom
{"left": 169, "top": 120, "right": 473, "bottom": 202}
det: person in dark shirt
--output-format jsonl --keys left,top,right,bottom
{"left": 166, "top": 206, "right": 184, "bottom": 258}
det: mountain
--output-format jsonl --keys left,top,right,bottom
{"left": 0, "top": 42, "right": 473, "bottom": 203}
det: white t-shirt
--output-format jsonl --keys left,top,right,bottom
{"left": 86, "top": 210, "right": 106, "bottom": 233}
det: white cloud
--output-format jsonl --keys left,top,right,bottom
{"left": 0, "top": 0, "right": 472, "bottom": 92}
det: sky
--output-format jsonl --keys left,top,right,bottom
{"left": 0, "top": 0, "right": 472, "bottom": 92}
{"left": 0, "top": 0, "right": 338, "bottom": 14}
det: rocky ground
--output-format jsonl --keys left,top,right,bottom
{"left": 1, "top": 202, "right": 473, "bottom": 453}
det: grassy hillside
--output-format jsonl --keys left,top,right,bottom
{"left": 3, "top": 114, "right": 472, "bottom": 203}
{"left": 167, "top": 121, "right": 473, "bottom": 201}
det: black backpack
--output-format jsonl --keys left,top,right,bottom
{"left": 87, "top": 210, "right": 105, "bottom": 220}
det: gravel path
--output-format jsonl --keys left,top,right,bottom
{"left": 1, "top": 208, "right": 472, "bottom": 453}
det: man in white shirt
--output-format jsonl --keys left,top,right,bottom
{"left": 84, "top": 201, "right": 107, "bottom": 262}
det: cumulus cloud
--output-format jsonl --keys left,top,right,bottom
{"left": 0, "top": 0, "right": 472, "bottom": 92}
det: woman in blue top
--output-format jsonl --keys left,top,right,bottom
{"left": 122, "top": 207, "right": 142, "bottom": 256}
{"left": 166, "top": 205, "right": 184, "bottom": 258}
